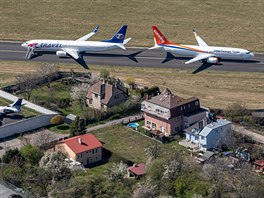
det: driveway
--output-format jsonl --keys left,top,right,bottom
{"left": 0, "top": 129, "right": 68, "bottom": 157}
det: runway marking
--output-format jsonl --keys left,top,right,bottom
{"left": 0, "top": 50, "right": 25, "bottom": 53}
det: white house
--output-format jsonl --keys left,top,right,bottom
{"left": 185, "top": 119, "right": 231, "bottom": 151}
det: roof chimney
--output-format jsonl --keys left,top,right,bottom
{"left": 78, "top": 138, "right": 82, "bottom": 145}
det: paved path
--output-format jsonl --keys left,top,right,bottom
{"left": 0, "top": 129, "right": 68, "bottom": 157}
{"left": 232, "top": 124, "right": 264, "bottom": 144}
{"left": 0, "top": 90, "right": 57, "bottom": 115}
{"left": 87, "top": 114, "right": 143, "bottom": 132}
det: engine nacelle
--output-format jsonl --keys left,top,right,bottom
{"left": 207, "top": 57, "right": 219, "bottom": 64}
{"left": 56, "top": 51, "right": 68, "bottom": 58}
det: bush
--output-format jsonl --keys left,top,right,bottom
{"left": 50, "top": 115, "right": 64, "bottom": 125}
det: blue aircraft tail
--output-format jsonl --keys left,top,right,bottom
{"left": 103, "top": 25, "right": 127, "bottom": 43}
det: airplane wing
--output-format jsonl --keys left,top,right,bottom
{"left": 76, "top": 25, "right": 99, "bottom": 41}
{"left": 193, "top": 29, "right": 208, "bottom": 47}
{"left": 185, "top": 53, "right": 214, "bottom": 64}
{"left": 62, "top": 48, "right": 89, "bottom": 69}
{"left": 62, "top": 48, "right": 80, "bottom": 59}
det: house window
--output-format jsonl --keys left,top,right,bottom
{"left": 147, "top": 121, "right": 151, "bottom": 125}
{"left": 92, "top": 150, "right": 94, "bottom": 154}
{"left": 201, "top": 136, "right": 205, "bottom": 140}
{"left": 188, "top": 104, "right": 190, "bottom": 108}
{"left": 195, "top": 101, "right": 199, "bottom": 106}
{"left": 152, "top": 123, "right": 156, "bottom": 129}
{"left": 95, "top": 148, "right": 97, "bottom": 153}
{"left": 95, "top": 94, "right": 98, "bottom": 98}
{"left": 181, "top": 106, "right": 183, "bottom": 111}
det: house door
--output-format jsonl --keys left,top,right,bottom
{"left": 160, "top": 126, "right": 165, "bottom": 133}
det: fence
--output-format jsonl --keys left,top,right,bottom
{"left": 0, "top": 114, "right": 57, "bottom": 139}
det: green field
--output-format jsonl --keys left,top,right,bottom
{"left": 0, "top": 0, "right": 263, "bottom": 51}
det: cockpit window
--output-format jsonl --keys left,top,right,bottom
{"left": 246, "top": 51, "right": 251, "bottom": 54}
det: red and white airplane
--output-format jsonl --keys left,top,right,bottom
{"left": 149, "top": 26, "right": 254, "bottom": 65}
{"left": 21, "top": 25, "right": 131, "bottom": 69}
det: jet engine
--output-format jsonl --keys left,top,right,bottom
{"left": 207, "top": 57, "right": 219, "bottom": 64}
{"left": 56, "top": 51, "right": 68, "bottom": 58}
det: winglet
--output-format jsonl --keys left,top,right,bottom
{"left": 192, "top": 29, "right": 208, "bottom": 47}
{"left": 93, "top": 25, "right": 99, "bottom": 33}
{"left": 76, "top": 25, "right": 100, "bottom": 41}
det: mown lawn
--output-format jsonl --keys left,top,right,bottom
{"left": 90, "top": 124, "right": 182, "bottom": 164}
{"left": 0, "top": 0, "right": 263, "bottom": 51}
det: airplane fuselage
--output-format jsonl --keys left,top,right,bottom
{"left": 160, "top": 44, "right": 254, "bottom": 60}
{"left": 22, "top": 40, "right": 119, "bottom": 53}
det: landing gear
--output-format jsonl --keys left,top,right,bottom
{"left": 25, "top": 47, "right": 36, "bottom": 59}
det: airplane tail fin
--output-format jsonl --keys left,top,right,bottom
{"left": 103, "top": 25, "right": 128, "bottom": 43}
{"left": 152, "top": 26, "right": 169, "bottom": 45}
{"left": 10, "top": 98, "right": 23, "bottom": 111}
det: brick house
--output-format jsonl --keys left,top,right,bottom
{"left": 55, "top": 133, "right": 102, "bottom": 166}
{"left": 86, "top": 81, "right": 128, "bottom": 111}
{"left": 141, "top": 88, "right": 207, "bottom": 136}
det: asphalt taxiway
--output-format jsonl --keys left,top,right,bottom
{"left": 0, "top": 42, "right": 263, "bottom": 73}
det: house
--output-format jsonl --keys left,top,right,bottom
{"left": 55, "top": 133, "right": 103, "bottom": 166}
{"left": 141, "top": 88, "right": 207, "bottom": 136}
{"left": 127, "top": 163, "right": 146, "bottom": 179}
{"left": 86, "top": 81, "right": 128, "bottom": 111}
{"left": 253, "top": 160, "right": 264, "bottom": 174}
{"left": 184, "top": 119, "right": 231, "bottom": 151}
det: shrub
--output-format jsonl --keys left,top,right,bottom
{"left": 50, "top": 115, "right": 64, "bottom": 125}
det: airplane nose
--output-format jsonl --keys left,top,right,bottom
{"left": 21, "top": 43, "right": 27, "bottom": 48}
{"left": 250, "top": 52, "right": 254, "bottom": 57}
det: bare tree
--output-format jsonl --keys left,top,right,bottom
{"left": 36, "top": 63, "right": 58, "bottom": 88}
{"left": 16, "top": 73, "right": 39, "bottom": 100}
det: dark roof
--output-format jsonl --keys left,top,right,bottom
{"left": 147, "top": 88, "right": 198, "bottom": 109}
{"left": 128, "top": 163, "right": 146, "bottom": 176}
{"left": 86, "top": 81, "right": 126, "bottom": 105}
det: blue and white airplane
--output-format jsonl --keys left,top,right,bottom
{"left": 21, "top": 25, "right": 131, "bottom": 69}
{"left": 0, "top": 98, "right": 23, "bottom": 117}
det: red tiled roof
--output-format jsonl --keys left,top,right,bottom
{"left": 254, "top": 160, "right": 264, "bottom": 166}
{"left": 128, "top": 163, "right": 146, "bottom": 176}
{"left": 61, "top": 133, "right": 102, "bottom": 154}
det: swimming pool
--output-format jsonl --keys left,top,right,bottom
{"left": 127, "top": 122, "right": 139, "bottom": 128}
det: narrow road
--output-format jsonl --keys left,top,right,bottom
{"left": 87, "top": 114, "right": 143, "bottom": 132}
{"left": 232, "top": 124, "right": 264, "bottom": 144}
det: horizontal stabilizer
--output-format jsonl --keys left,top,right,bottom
{"left": 123, "top": 37, "right": 131, "bottom": 45}
{"left": 115, "top": 44, "right": 126, "bottom": 50}
{"left": 148, "top": 45, "right": 163, "bottom": 50}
